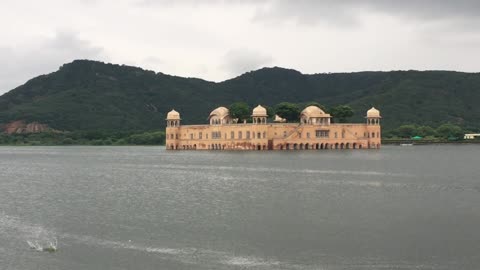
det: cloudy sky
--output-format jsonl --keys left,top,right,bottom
{"left": 1, "top": 0, "right": 480, "bottom": 94}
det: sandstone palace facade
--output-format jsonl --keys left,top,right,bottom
{"left": 166, "top": 105, "right": 381, "bottom": 150}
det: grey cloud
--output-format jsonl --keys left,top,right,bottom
{"left": 137, "top": 0, "right": 480, "bottom": 26}
{"left": 137, "top": 0, "right": 263, "bottom": 6}
{"left": 0, "top": 31, "right": 106, "bottom": 94}
{"left": 221, "top": 49, "right": 273, "bottom": 75}
{"left": 365, "top": 0, "right": 480, "bottom": 20}
{"left": 254, "top": 1, "right": 358, "bottom": 26}
{"left": 254, "top": 0, "right": 480, "bottom": 26}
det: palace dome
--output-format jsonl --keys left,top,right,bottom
{"left": 252, "top": 105, "right": 268, "bottom": 117}
{"left": 366, "top": 107, "right": 381, "bottom": 118}
{"left": 166, "top": 109, "right": 180, "bottom": 120}
{"left": 301, "top": 106, "right": 328, "bottom": 118}
{"left": 209, "top": 106, "right": 230, "bottom": 119}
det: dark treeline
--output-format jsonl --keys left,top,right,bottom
{"left": 1, "top": 60, "right": 480, "bottom": 135}
{"left": 2, "top": 59, "right": 479, "bottom": 144}
{"left": 1, "top": 103, "right": 472, "bottom": 145}
{"left": 384, "top": 123, "right": 466, "bottom": 140}
{"left": 0, "top": 130, "right": 165, "bottom": 146}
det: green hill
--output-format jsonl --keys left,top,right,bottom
{"left": 1, "top": 60, "right": 479, "bottom": 133}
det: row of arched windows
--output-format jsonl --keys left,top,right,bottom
{"left": 277, "top": 142, "right": 380, "bottom": 150}
{"left": 166, "top": 120, "right": 180, "bottom": 127}
{"left": 167, "top": 133, "right": 179, "bottom": 139}
{"left": 367, "top": 119, "right": 380, "bottom": 125}
{"left": 364, "top": 132, "right": 381, "bottom": 138}
{"left": 168, "top": 142, "right": 381, "bottom": 150}
{"left": 301, "top": 118, "right": 330, "bottom": 125}
{"left": 169, "top": 131, "right": 380, "bottom": 141}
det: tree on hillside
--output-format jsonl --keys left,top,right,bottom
{"left": 436, "top": 124, "right": 464, "bottom": 139}
{"left": 416, "top": 125, "right": 436, "bottom": 137}
{"left": 229, "top": 102, "right": 251, "bottom": 122}
{"left": 395, "top": 124, "right": 417, "bottom": 138}
{"left": 275, "top": 102, "right": 301, "bottom": 122}
{"left": 264, "top": 105, "right": 275, "bottom": 119}
{"left": 329, "top": 105, "right": 354, "bottom": 123}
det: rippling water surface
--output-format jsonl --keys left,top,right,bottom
{"left": 1, "top": 145, "right": 479, "bottom": 270}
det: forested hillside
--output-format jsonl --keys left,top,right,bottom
{"left": 1, "top": 60, "right": 479, "bottom": 133}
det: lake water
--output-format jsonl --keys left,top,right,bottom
{"left": 0, "top": 145, "right": 479, "bottom": 270}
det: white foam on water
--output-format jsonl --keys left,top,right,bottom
{"left": 121, "top": 163, "right": 414, "bottom": 178}
{"left": 118, "top": 163, "right": 480, "bottom": 194}
{"left": 145, "top": 247, "right": 194, "bottom": 255}
{"left": 0, "top": 212, "right": 55, "bottom": 241}
{"left": 0, "top": 212, "right": 59, "bottom": 255}
{"left": 223, "top": 255, "right": 282, "bottom": 267}
{"left": 59, "top": 232, "right": 301, "bottom": 269}
{"left": 27, "top": 240, "right": 44, "bottom": 251}
{"left": 0, "top": 212, "right": 446, "bottom": 270}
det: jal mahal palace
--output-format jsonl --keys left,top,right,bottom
{"left": 165, "top": 105, "right": 381, "bottom": 150}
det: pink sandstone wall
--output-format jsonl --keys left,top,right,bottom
{"left": 166, "top": 122, "right": 381, "bottom": 150}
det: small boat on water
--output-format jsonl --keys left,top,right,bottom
{"left": 400, "top": 143, "right": 413, "bottom": 146}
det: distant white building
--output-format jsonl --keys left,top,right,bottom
{"left": 464, "top": 133, "right": 480, "bottom": 140}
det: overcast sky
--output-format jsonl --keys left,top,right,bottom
{"left": 1, "top": 0, "right": 480, "bottom": 94}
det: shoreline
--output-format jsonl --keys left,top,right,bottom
{"left": 382, "top": 139, "right": 480, "bottom": 145}
{"left": 0, "top": 140, "right": 480, "bottom": 147}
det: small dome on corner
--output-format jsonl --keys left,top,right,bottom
{"left": 252, "top": 105, "right": 267, "bottom": 117}
{"left": 366, "top": 107, "right": 381, "bottom": 118}
{"left": 166, "top": 109, "right": 181, "bottom": 120}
